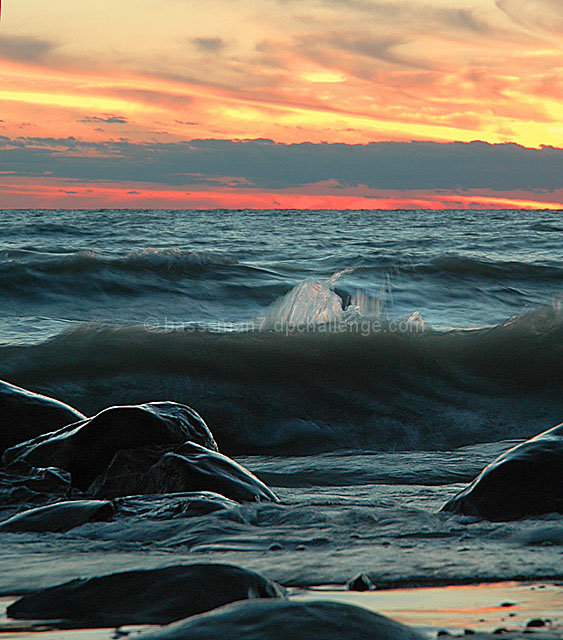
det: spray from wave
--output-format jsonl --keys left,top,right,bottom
{"left": 257, "top": 266, "right": 427, "bottom": 335}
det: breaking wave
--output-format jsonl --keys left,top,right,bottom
{"left": 0, "top": 248, "right": 245, "bottom": 298}
{"left": 1, "top": 299, "right": 561, "bottom": 456}
{"left": 1, "top": 248, "right": 561, "bottom": 303}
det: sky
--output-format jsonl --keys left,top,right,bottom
{"left": 0, "top": 0, "right": 561, "bottom": 209}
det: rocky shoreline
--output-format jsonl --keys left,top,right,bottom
{"left": 0, "top": 379, "right": 561, "bottom": 638}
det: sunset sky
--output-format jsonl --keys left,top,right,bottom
{"left": 0, "top": 0, "right": 561, "bottom": 209}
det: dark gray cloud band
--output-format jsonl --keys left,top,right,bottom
{"left": 0, "top": 137, "right": 561, "bottom": 191}
{"left": 0, "top": 35, "right": 57, "bottom": 63}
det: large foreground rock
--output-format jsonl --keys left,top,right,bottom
{"left": 2, "top": 402, "right": 218, "bottom": 490}
{"left": 135, "top": 599, "right": 425, "bottom": 640}
{"left": 442, "top": 423, "right": 563, "bottom": 521}
{"left": 0, "top": 380, "right": 85, "bottom": 454}
{"left": 7, "top": 564, "right": 285, "bottom": 626}
{"left": 0, "top": 500, "right": 113, "bottom": 533}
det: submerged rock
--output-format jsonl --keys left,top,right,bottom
{"left": 2, "top": 402, "right": 218, "bottom": 490}
{"left": 115, "top": 492, "right": 238, "bottom": 519}
{"left": 0, "top": 380, "right": 85, "bottom": 454}
{"left": 7, "top": 564, "right": 285, "bottom": 626}
{"left": 134, "top": 599, "right": 426, "bottom": 640}
{"left": 0, "top": 499, "right": 113, "bottom": 533}
{"left": 441, "top": 423, "right": 563, "bottom": 521}
{"left": 140, "top": 443, "right": 279, "bottom": 503}
{"left": 0, "top": 464, "right": 71, "bottom": 503}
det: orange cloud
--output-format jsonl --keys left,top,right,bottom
{"left": 0, "top": 30, "right": 561, "bottom": 148}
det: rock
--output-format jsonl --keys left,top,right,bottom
{"left": 347, "top": 573, "right": 376, "bottom": 591}
{"left": 7, "top": 564, "right": 286, "bottom": 626}
{"left": 441, "top": 423, "right": 563, "bottom": 521}
{"left": 89, "top": 446, "right": 166, "bottom": 497}
{"left": 0, "top": 380, "right": 85, "bottom": 454}
{"left": 0, "top": 500, "right": 113, "bottom": 533}
{"left": 138, "top": 443, "right": 279, "bottom": 503}
{"left": 526, "top": 619, "right": 546, "bottom": 628}
{"left": 91, "top": 442, "right": 278, "bottom": 503}
{"left": 2, "top": 402, "right": 218, "bottom": 490}
{"left": 133, "top": 599, "right": 426, "bottom": 640}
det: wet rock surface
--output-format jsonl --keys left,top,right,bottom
{"left": 7, "top": 563, "right": 286, "bottom": 626}
{"left": 442, "top": 423, "right": 563, "bottom": 521}
{"left": 2, "top": 402, "right": 218, "bottom": 489}
{"left": 0, "top": 499, "right": 113, "bottom": 533}
{"left": 88, "top": 446, "right": 167, "bottom": 497}
{"left": 0, "top": 380, "right": 85, "bottom": 455}
{"left": 347, "top": 573, "right": 377, "bottom": 591}
{"left": 91, "top": 442, "right": 279, "bottom": 503}
{"left": 139, "top": 443, "right": 279, "bottom": 503}
{"left": 134, "top": 599, "right": 426, "bottom": 640}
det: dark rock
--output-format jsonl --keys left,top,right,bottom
{"left": 138, "top": 443, "right": 279, "bottom": 503}
{"left": 0, "top": 380, "right": 85, "bottom": 454}
{"left": 441, "top": 423, "right": 563, "bottom": 521}
{"left": 3, "top": 402, "right": 218, "bottom": 490}
{"left": 89, "top": 446, "right": 166, "bottom": 497}
{"left": 0, "top": 500, "right": 113, "bottom": 533}
{"left": 526, "top": 619, "right": 546, "bottom": 628}
{"left": 91, "top": 442, "right": 278, "bottom": 503}
{"left": 133, "top": 599, "right": 426, "bottom": 640}
{"left": 347, "top": 573, "right": 376, "bottom": 591}
{"left": 7, "top": 564, "right": 285, "bottom": 626}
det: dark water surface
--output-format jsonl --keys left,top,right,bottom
{"left": 1, "top": 208, "right": 560, "bottom": 453}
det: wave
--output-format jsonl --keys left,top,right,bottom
{"left": 0, "top": 248, "right": 239, "bottom": 274}
{"left": 421, "top": 255, "right": 563, "bottom": 280}
{"left": 2, "top": 248, "right": 560, "bottom": 305}
{"left": 0, "top": 248, "right": 249, "bottom": 298}
{"left": 267, "top": 254, "right": 563, "bottom": 281}
{"left": 1, "top": 302, "right": 561, "bottom": 456}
